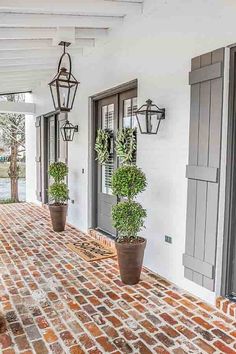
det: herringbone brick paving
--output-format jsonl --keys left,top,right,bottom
{"left": 0, "top": 203, "right": 235, "bottom": 353}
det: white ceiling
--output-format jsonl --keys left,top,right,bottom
{"left": 0, "top": 0, "right": 143, "bottom": 94}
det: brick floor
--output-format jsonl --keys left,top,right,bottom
{"left": 0, "top": 203, "right": 235, "bottom": 354}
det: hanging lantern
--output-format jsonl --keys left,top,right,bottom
{"left": 135, "top": 99, "right": 165, "bottom": 135}
{"left": 49, "top": 41, "right": 80, "bottom": 112}
{"left": 60, "top": 119, "right": 78, "bottom": 142}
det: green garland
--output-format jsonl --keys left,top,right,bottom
{"left": 95, "top": 129, "right": 112, "bottom": 165}
{"left": 115, "top": 128, "right": 136, "bottom": 164}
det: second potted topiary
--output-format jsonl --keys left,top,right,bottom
{"left": 111, "top": 165, "right": 147, "bottom": 285}
{"left": 48, "top": 162, "right": 69, "bottom": 232}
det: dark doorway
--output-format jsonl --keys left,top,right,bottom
{"left": 223, "top": 46, "right": 236, "bottom": 300}
{"left": 91, "top": 83, "right": 137, "bottom": 237}
{"left": 35, "top": 111, "right": 67, "bottom": 204}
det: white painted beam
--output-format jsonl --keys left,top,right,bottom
{"left": 0, "top": 101, "right": 35, "bottom": 114}
{"left": 0, "top": 13, "right": 123, "bottom": 28}
{"left": 0, "top": 38, "right": 94, "bottom": 50}
{"left": 0, "top": 69, "right": 53, "bottom": 79}
{"left": 0, "top": 27, "right": 108, "bottom": 40}
{"left": 75, "top": 28, "right": 108, "bottom": 38}
{"left": 0, "top": 0, "right": 142, "bottom": 16}
{"left": 0, "top": 57, "right": 57, "bottom": 67}
{"left": 0, "top": 48, "right": 83, "bottom": 60}
{"left": 0, "top": 64, "right": 55, "bottom": 72}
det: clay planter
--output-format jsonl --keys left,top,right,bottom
{"left": 115, "top": 238, "right": 147, "bottom": 285}
{"left": 49, "top": 204, "right": 68, "bottom": 232}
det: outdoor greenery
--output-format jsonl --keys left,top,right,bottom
{"left": 115, "top": 128, "right": 136, "bottom": 164}
{"left": 112, "top": 200, "right": 146, "bottom": 239}
{"left": 0, "top": 198, "right": 17, "bottom": 204}
{"left": 0, "top": 94, "right": 25, "bottom": 202}
{"left": 48, "top": 162, "right": 69, "bottom": 205}
{"left": 111, "top": 165, "right": 147, "bottom": 200}
{"left": 49, "top": 182, "right": 69, "bottom": 204}
{"left": 0, "top": 162, "right": 25, "bottom": 178}
{"left": 49, "top": 162, "right": 68, "bottom": 183}
{"left": 112, "top": 164, "right": 147, "bottom": 242}
{"left": 95, "top": 129, "right": 112, "bottom": 164}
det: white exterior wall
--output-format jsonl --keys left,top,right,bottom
{"left": 26, "top": 0, "right": 236, "bottom": 304}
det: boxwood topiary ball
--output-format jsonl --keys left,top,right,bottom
{"left": 111, "top": 165, "right": 147, "bottom": 199}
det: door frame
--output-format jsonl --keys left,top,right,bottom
{"left": 222, "top": 46, "right": 236, "bottom": 297}
{"left": 88, "top": 79, "right": 138, "bottom": 230}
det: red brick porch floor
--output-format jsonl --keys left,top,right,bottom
{"left": 0, "top": 204, "right": 235, "bottom": 354}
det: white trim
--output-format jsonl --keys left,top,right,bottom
{"left": 215, "top": 47, "right": 230, "bottom": 297}
{"left": 0, "top": 101, "right": 35, "bottom": 114}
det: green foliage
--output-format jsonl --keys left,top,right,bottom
{"left": 0, "top": 198, "right": 16, "bottom": 204}
{"left": 112, "top": 201, "right": 147, "bottom": 240}
{"left": 49, "top": 162, "right": 68, "bottom": 183}
{"left": 48, "top": 182, "right": 69, "bottom": 205}
{"left": 111, "top": 165, "right": 147, "bottom": 200}
{"left": 111, "top": 164, "right": 147, "bottom": 242}
{"left": 115, "top": 128, "right": 136, "bottom": 164}
{"left": 95, "top": 129, "right": 111, "bottom": 165}
{"left": 48, "top": 162, "right": 69, "bottom": 204}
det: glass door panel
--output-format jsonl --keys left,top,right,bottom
{"left": 101, "top": 103, "right": 115, "bottom": 195}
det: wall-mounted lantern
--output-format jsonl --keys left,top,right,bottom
{"left": 135, "top": 99, "right": 165, "bottom": 135}
{"left": 60, "top": 119, "right": 78, "bottom": 142}
{"left": 48, "top": 41, "right": 80, "bottom": 112}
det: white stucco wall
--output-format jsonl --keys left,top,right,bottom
{"left": 26, "top": 0, "right": 236, "bottom": 304}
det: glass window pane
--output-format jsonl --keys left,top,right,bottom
{"left": 132, "top": 97, "right": 138, "bottom": 128}
{"left": 101, "top": 104, "right": 115, "bottom": 195}
{"left": 123, "top": 99, "right": 132, "bottom": 128}
{"left": 102, "top": 157, "right": 114, "bottom": 195}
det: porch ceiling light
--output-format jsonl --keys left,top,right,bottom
{"left": 135, "top": 99, "right": 165, "bottom": 135}
{"left": 60, "top": 119, "right": 78, "bottom": 142}
{"left": 48, "top": 41, "right": 80, "bottom": 112}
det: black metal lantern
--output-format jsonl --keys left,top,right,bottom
{"left": 60, "top": 120, "right": 78, "bottom": 142}
{"left": 49, "top": 41, "right": 80, "bottom": 112}
{"left": 135, "top": 99, "right": 165, "bottom": 135}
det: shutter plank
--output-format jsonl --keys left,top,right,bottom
{"left": 194, "top": 181, "right": 207, "bottom": 261}
{"left": 185, "top": 57, "right": 201, "bottom": 282}
{"left": 189, "top": 62, "right": 222, "bottom": 84}
{"left": 186, "top": 165, "right": 218, "bottom": 182}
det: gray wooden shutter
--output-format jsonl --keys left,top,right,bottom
{"left": 183, "top": 48, "right": 225, "bottom": 291}
{"left": 35, "top": 116, "right": 42, "bottom": 201}
{"left": 58, "top": 113, "right": 68, "bottom": 164}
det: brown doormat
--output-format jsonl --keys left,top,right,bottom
{"left": 67, "top": 239, "right": 117, "bottom": 262}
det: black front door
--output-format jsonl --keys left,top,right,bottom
{"left": 96, "top": 89, "right": 137, "bottom": 237}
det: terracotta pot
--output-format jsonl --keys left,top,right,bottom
{"left": 115, "top": 238, "right": 147, "bottom": 285}
{"left": 49, "top": 204, "right": 68, "bottom": 232}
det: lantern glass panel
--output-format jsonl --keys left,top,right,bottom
{"left": 49, "top": 82, "right": 58, "bottom": 110}
{"left": 49, "top": 68, "right": 79, "bottom": 112}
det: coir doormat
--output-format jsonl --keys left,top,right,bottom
{"left": 66, "top": 239, "right": 116, "bottom": 262}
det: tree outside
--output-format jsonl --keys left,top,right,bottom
{"left": 0, "top": 94, "right": 25, "bottom": 203}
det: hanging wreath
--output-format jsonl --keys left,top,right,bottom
{"left": 95, "top": 129, "right": 112, "bottom": 165}
{"left": 115, "top": 128, "right": 137, "bottom": 164}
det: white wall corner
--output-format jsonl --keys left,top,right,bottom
{"left": 215, "top": 47, "right": 230, "bottom": 297}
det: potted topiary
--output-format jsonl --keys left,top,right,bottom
{"left": 111, "top": 165, "right": 147, "bottom": 285}
{"left": 48, "top": 162, "right": 69, "bottom": 232}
